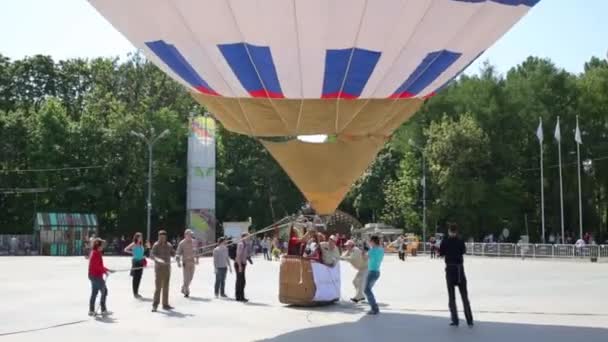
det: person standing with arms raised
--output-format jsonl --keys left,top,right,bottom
{"left": 176, "top": 229, "right": 198, "bottom": 298}
{"left": 151, "top": 230, "right": 174, "bottom": 312}
{"left": 439, "top": 223, "right": 473, "bottom": 327}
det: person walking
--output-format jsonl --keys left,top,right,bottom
{"left": 364, "top": 235, "right": 384, "bottom": 315}
{"left": 176, "top": 229, "right": 198, "bottom": 298}
{"left": 262, "top": 237, "right": 270, "bottom": 261}
{"left": 429, "top": 237, "right": 437, "bottom": 259}
{"left": 124, "top": 232, "right": 146, "bottom": 298}
{"left": 439, "top": 223, "right": 474, "bottom": 327}
{"left": 151, "top": 230, "right": 174, "bottom": 312}
{"left": 234, "top": 232, "right": 250, "bottom": 302}
{"left": 341, "top": 240, "right": 368, "bottom": 303}
{"left": 393, "top": 236, "right": 406, "bottom": 261}
{"left": 213, "top": 237, "right": 232, "bottom": 298}
{"left": 88, "top": 238, "right": 113, "bottom": 316}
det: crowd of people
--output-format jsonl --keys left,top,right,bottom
{"left": 86, "top": 223, "right": 475, "bottom": 326}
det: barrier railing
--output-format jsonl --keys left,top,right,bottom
{"left": 420, "top": 242, "right": 606, "bottom": 261}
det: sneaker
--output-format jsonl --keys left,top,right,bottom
{"left": 152, "top": 306, "right": 158, "bottom": 312}
{"left": 220, "top": 294, "right": 228, "bottom": 298}
{"left": 88, "top": 311, "right": 95, "bottom": 317}
{"left": 134, "top": 294, "right": 142, "bottom": 299}
{"left": 101, "top": 310, "right": 112, "bottom": 317}
{"left": 450, "top": 322, "right": 459, "bottom": 327}
{"left": 162, "top": 305, "right": 174, "bottom": 310}
{"left": 366, "top": 310, "right": 379, "bottom": 315}
{"left": 467, "top": 322, "right": 474, "bottom": 328}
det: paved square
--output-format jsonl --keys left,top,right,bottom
{"left": 1, "top": 255, "right": 606, "bottom": 341}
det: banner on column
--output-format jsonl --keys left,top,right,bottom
{"left": 187, "top": 115, "right": 216, "bottom": 246}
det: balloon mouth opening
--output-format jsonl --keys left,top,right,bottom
{"left": 296, "top": 135, "right": 333, "bottom": 143}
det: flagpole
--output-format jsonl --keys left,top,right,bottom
{"left": 537, "top": 117, "right": 545, "bottom": 243}
{"left": 557, "top": 117, "right": 565, "bottom": 244}
{"left": 576, "top": 115, "right": 583, "bottom": 240}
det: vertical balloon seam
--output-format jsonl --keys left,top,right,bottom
{"left": 369, "top": 0, "right": 488, "bottom": 137}
{"left": 168, "top": 0, "right": 257, "bottom": 136}
{"left": 291, "top": 0, "right": 306, "bottom": 136}
{"left": 337, "top": 0, "right": 434, "bottom": 134}
{"left": 224, "top": 0, "right": 292, "bottom": 136}
{"left": 333, "top": 0, "right": 370, "bottom": 134}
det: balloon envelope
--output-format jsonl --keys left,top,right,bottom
{"left": 90, "top": 0, "right": 540, "bottom": 213}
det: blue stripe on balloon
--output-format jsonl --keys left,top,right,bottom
{"left": 451, "top": 0, "right": 540, "bottom": 7}
{"left": 425, "top": 50, "right": 486, "bottom": 97}
{"left": 218, "top": 43, "right": 284, "bottom": 98}
{"left": 391, "top": 50, "right": 462, "bottom": 98}
{"left": 322, "top": 48, "right": 381, "bottom": 99}
{"left": 145, "top": 40, "right": 217, "bottom": 95}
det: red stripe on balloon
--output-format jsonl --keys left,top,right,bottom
{"left": 388, "top": 91, "right": 416, "bottom": 99}
{"left": 248, "top": 90, "right": 285, "bottom": 98}
{"left": 321, "top": 92, "right": 359, "bottom": 100}
{"left": 196, "top": 86, "right": 220, "bottom": 96}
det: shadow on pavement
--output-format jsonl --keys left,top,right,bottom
{"left": 156, "top": 310, "right": 195, "bottom": 318}
{"left": 188, "top": 296, "right": 211, "bottom": 302}
{"left": 256, "top": 313, "right": 608, "bottom": 342}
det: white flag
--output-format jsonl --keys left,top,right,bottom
{"left": 536, "top": 117, "right": 543, "bottom": 143}
{"left": 554, "top": 117, "right": 561, "bottom": 142}
{"left": 575, "top": 117, "right": 582, "bottom": 145}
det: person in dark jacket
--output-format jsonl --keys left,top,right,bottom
{"left": 439, "top": 223, "right": 473, "bottom": 327}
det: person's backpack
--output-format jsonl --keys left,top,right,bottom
{"left": 228, "top": 242, "right": 237, "bottom": 260}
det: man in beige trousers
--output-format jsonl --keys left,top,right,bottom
{"left": 341, "top": 240, "right": 368, "bottom": 303}
{"left": 176, "top": 229, "right": 199, "bottom": 298}
{"left": 151, "top": 230, "right": 174, "bottom": 312}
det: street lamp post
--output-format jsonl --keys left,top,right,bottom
{"left": 409, "top": 139, "right": 426, "bottom": 253}
{"left": 130, "top": 128, "right": 170, "bottom": 242}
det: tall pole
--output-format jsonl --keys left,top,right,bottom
{"left": 539, "top": 135, "right": 545, "bottom": 243}
{"left": 409, "top": 139, "right": 427, "bottom": 250}
{"left": 576, "top": 116, "right": 583, "bottom": 240}
{"left": 131, "top": 128, "right": 170, "bottom": 243}
{"left": 536, "top": 117, "right": 545, "bottom": 243}
{"left": 422, "top": 153, "right": 426, "bottom": 252}
{"left": 557, "top": 129, "right": 565, "bottom": 243}
{"left": 147, "top": 143, "right": 153, "bottom": 243}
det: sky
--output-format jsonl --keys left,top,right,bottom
{"left": 1, "top": 0, "right": 607, "bottom": 76}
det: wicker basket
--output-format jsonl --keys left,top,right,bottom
{"left": 279, "top": 255, "right": 318, "bottom": 306}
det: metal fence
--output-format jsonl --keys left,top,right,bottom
{"left": 454, "top": 242, "right": 607, "bottom": 261}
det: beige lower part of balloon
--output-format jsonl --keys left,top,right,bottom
{"left": 261, "top": 137, "right": 387, "bottom": 215}
{"left": 191, "top": 92, "right": 423, "bottom": 137}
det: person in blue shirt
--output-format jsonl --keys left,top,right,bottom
{"left": 364, "top": 235, "right": 384, "bottom": 315}
{"left": 124, "top": 232, "right": 146, "bottom": 298}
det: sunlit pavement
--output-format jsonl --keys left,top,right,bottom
{"left": 1, "top": 255, "right": 607, "bottom": 341}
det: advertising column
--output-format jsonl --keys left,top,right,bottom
{"left": 187, "top": 115, "right": 216, "bottom": 249}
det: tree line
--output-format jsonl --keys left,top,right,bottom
{"left": 1, "top": 53, "right": 607, "bottom": 242}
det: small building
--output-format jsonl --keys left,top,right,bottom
{"left": 35, "top": 212, "right": 98, "bottom": 256}
{"left": 353, "top": 223, "right": 403, "bottom": 241}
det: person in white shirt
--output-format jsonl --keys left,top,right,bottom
{"left": 341, "top": 240, "right": 368, "bottom": 303}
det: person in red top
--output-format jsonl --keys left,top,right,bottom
{"left": 88, "top": 238, "right": 113, "bottom": 316}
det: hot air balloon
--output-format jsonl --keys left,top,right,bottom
{"left": 89, "top": 0, "right": 540, "bottom": 305}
